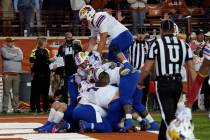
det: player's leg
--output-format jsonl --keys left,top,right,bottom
{"left": 119, "top": 71, "right": 140, "bottom": 131}
{"left": 34, "top": 101, "right": 61, "bottom": 131}
{"left": 108, "top": 31, "right": 134, "bottom": 75}
{"left": 68, "top": 75, "right": 79, "bottom": 107}
{"left": 132, "top": 87, "right": 159, "bottom": 131}
{"left": 38, "top": 102, "right": 68, "bottom": 133}
{"left": 73, "top": 104, "right": 112, "bottom": 132}
{"left": 79, "top": 99, "right": 124, "bottom": 132}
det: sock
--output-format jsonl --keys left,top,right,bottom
{"left": 137, "top": 116, "right": 143, "bottom": 122}
{"left": 145, "top": 114, "right": 154, "bottom": 124}
{"left": 48, "top": 108, "right": 56, "bottom": 122}
{"left": 125, "top": 114, "right": 132, "bottom": 119}
{"left": 52, "top": 111, "right": 64, "bottom": 123}
{"left": 91, "top": 123, "right": 94, "bottom": 129}
{"left": 122, "top": 60, "right": 128, "bottom": 64}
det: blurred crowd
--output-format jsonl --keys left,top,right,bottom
{"left": 0, "top": 0, "right": 210, "bottom": 36}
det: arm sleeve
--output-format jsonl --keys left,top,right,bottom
{"left": 187, "top": 73, "right": 205, "bottom": 106}
{"left": 90, "top": 26, "right": 100, "bottom": 37}
{"left": 1, "top": 47, "right": 15, "bottom": 60}
{"left": 147, "top": 41, "right": 157, "bottom": 60}
{"left": 95, "top": 15, "right": 108, "bottom": 33}
{"left": 29, "top": 49, "right": 36, "bottom": 63}
{"left": 13, "top": 48, "right": 23, "bottom": 61}
{"left": 185, "top": 43, "right": 193, "bottom": 61}
{"left": 203, "top": 44, "right": 210, "bottom": 60}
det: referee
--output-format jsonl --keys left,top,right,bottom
{"left": 138, "top": 19, "right": 196, "bottom": 140}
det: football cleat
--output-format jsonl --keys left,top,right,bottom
{"left": 120, "top": 118, "right": 134, "bottom": 132}
{"left": 147, "top": 121, "right": 159, "bottom": 131}
{"left": 38, "top": 122, "right": 56, "bottom": 133}
{"left": 79, "top": 120, "right": 91, "bottom": 133}
{"left": 139, "top": 119, "right": 147, "bottom": 131}
{"left": 52, "top": 121, "right": 71, "bottom": 133}
{"left": 33, "top": 121, "right": 51, "bottom": 131}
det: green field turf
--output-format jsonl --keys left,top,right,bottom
{"left": 152, "top": 113, "right": 210, "bottom": 140}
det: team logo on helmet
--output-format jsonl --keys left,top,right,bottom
{"left": 166, "top": 119, "right": 195, "bottom": 140}
{"left": 75, "top": 51, "right": 89, "bottom": 66}
{"left": 80, "top": 7, "right": 91, "bottom": 17}
{"left": 79, "top": 5, "right": 96, "bottom": 21}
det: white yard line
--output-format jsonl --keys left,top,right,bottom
{"left": 147, "top": 130, "right": 159, "bottom": 134}
{"left": 0, "top": 129, "right": 35, "bottom": 134}
{"left": 0, "top": 116, "right": 47, "bottom": 120}
{"left": 0, "top": 133, "right": 97, "bottom": 140}
{"left": 0, "top": 123, "right": 43, "bottom": 129}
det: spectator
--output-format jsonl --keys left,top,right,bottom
{"left": 29, "top": 37, "right": 51, "bottom": 113}
{"left": 190, "top": 29, "right": 205, "bottom": 71}
{"left": 14, "top": 0, "right": 34, "bottom": 36}
{"left": 127, "top": 0, "right": 147, "bottom": 34}
{"left": 31, "top": 0, "right": 42, "bottom": 34}
{"left": 42, "top": 0, "right": 70, "bottom": 35}
{"left": 54, "top": 32, "right": 82, "bottom": 103}
{"left": 70, "top": 0, "right": 86, "bottom": 36}
{"left": 1, "top": 37, "right": 23, "bottom": 113}
{"left": 1, "top": 0, "right": 14, "bottom": 36}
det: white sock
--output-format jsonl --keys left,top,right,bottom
{"left": 91, "top": 123, "right": 94, "bottom": 129}
{"left": 145, "top": 114, "right": 154, "bottom": 124}
{"left": 137, "top": 116, "right": 143, "bottom": 122}
{"left": 122, "top": 60, "right": 128, "bottom": 64}
{"left": 125, "top": 114, "right": 132, "bottom": 119}
{"left": 48, "top": 108, "right": 56, "bottom": 122}
{"left": 52, "top": 111, "right": 64, "bottom": 124}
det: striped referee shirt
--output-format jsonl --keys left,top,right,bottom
{"left": 147, "top": 35, "right": 193, "bottom": 77}
{"left": 129, "top": 40, "right": 148, "bottom": 70}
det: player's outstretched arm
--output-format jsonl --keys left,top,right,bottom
{"left": 187, "top": 59, "right": 210, "bottom": 107}
{"left": 97, "top": 32, "right": 108, "bottom": 53}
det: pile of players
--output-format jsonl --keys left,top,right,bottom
{"left": 33, "top": 48, "right": 160, "bottom": 133}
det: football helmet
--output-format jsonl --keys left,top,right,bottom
{"left": 79, "top": 5, "right": 96, "bottom": 22}
{"left": 75, "top": 51, "right": 89, "bottom": 66}
{"left": 166, "top": 119, "right": 195, "bottom": 140}
{"left": 93, "top": 67, "right": 104, "bottom": 80}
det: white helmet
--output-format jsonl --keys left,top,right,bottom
{"left": 93, "top": 67, "right": 104, "bottom": 81}
{"left": 75, "top": 51, "right": 89, "bottom": 66}
{"left": 166, "top": 119, "right": 195, "bottom": 140}
{"left": 79, "top": 5, "right": 96, "bottom": 22}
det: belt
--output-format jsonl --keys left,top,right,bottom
{"left": 156, "top": 74, "right": 182, "bottom": 81}
{"left": 3, "top": 72, "right": 19, "bottom": 76}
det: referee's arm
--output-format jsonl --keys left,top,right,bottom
{"left": 138, "top": 60, "right": 154, "bottom": 88}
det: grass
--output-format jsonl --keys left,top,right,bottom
{"left": 152, "top": 113, "right": 210, "bottom": 140}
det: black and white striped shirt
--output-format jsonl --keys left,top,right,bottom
{"left": 129, "top": 40, "right": 148, "bottom": 70}
{"left": 147, "top": 35, "right": 193, "bottom": 77}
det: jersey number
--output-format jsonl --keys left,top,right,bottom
{"left": 168, "top": 45, "right": 179, "bottom": 62}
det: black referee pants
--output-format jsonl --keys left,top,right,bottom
{"left": 156, "top": 79, "right": 182, "bottom": 140}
